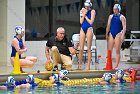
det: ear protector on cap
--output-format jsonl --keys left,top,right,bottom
{"left": 6, "top": 76, "right": 15, "bottom": 85}
{"left": 103, "top": 73, "right": 112, "bottom": 81}
{"left": 84, "top": 0, "right": 92, "bottom": 7}
{"left": 115, "top": 69, "right": 124, "bottom": 79}
{"left": 59, "top": 70, "right": 69, "bottom": 78}
{"left": 26, "top": 75, "right": 34, "bottom": 84}
{"left": 114, "top": 4, "right": 121, "bottom": 11}
{"left": 15, "top": 26, "right": 24, "bottom": 34}
{"left": 52, "top": 74, "right": 60, "bottom": 82}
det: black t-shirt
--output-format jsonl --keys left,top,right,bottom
{"left": 46, "top": 36, "right": 73, "bottom": 57}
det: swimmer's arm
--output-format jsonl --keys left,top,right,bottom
{"left": 98, "top": 80, "right": 108, "bottom": 85}
{"left": 85, "top": 9, "right": 95, "bottom": 25}
{"left": 80, "top": 13, "right": 85, "bottom": 24}
{"left": 0, "top": 86, "right": 7, "bottom": 90}
{"left": 45, "top": 46, "right": 50, "bottom": 60}
{"left": 80, "top": 8, "right": 87, "bottom": 24}
{"left": 98, "top": 78, "right": 107, "bottom": 85}
{"left": 106, "top": 15, "right": 112, "bottom": 35}
{"left": 17, "top": 83, "right": 31, "bottom": 88}
{"left": 12, "top": 39, "right": 24, "bottom": 54}
{"left": 121, "top": 15, "right": 126, "bottom": 36}
{"left": 114, "top": 80, "right": 120, "bottom": 83}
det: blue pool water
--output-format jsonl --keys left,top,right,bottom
{"left": 0, "top": 81, "right": 140, "bottom": 94}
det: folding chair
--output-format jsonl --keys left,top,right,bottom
{"left": 72, "top": 34, "right": 97, "bottom": 64}
{"left": 71, "top": 34, "right": 80, "bottom": 62}
{"left": 72, "top": 34, "right": 80, "bottom": 48}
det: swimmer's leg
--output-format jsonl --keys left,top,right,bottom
{"left": 78, "top": 28, "right": 86, "bottom": 69}
{"left": 114, "top": 32, "right": 122, "bottom": 68}
{"left": 85, "top": 27, "right": 93, "bottom": 70}
{"left": 107, "top": 33, "right": 115, "bottom": 68}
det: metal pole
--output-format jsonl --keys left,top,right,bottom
{"left": 49, "top": 0, "right": 53, "bottom": 36}
{"left": 139, "top": 0, "right": 140, "bottom": 30}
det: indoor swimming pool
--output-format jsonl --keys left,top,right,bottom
{"left": 0, "top": 81, "right": 140, "bottom": 94}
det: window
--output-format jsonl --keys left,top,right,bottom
{"left": 25, "top": 0, "right": 140, "bottom": 41}
{"left": 25, "top": 0, "right": 81, "bottom": 41}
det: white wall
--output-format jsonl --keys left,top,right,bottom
{"left": 25, "top": 40, "right": 119, "bottom": 66}
{"left": 95, "top": 40, "right": 118, "bottom": 62}
{"left": 25, "top": 41, "right": 47, "bottom": 65}
{"left": 94, "top": 40, "right": 130, "bottom": 62}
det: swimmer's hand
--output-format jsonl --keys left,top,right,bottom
{"left": 80, "top": 8, "right": 84, "bottom": 17}
{"left": 23, "top": 48, "right": 27, "bottom": 52}
{"left": 82, "top": 8, "right": 88, "bottom": 15}
{"left": 120, "top": 32, "right": 125, "bottom": 43}
{"left": 80, "top": 8, "right": 87, "bottom": 17}
{"left": 19, "top": 48, "right": 27, "bottom": 54}
{"left": 106, "top": 33, "right": 109, "bottom": 40}
{"left": 19, "top": 49, "right": 24, "bottom": 54}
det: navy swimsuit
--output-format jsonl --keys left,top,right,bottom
{"left": 81, "top": 10, "right": 92, "bottom": 33}
{"left": 11, "top": 36, "right": 23, "bottom": 58}
{"left": 110, "top": 14, "right": 122, "bottom": 39}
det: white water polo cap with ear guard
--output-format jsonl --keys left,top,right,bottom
{"left": 6, "top": 76, "right": 15, "bottom": 85}
{"left": 59, "top": 70, "right": 69, "bottom": 78}
{"left": 115, "top": 69, "right": 125, "bottom": 79}
{"left": 15, "top": 26, "right": 24, "bottom": 35}
{"left": 113, "top": 4, "right": 121, "bottom": 11}
{"left": 103, "top": 73, "right": 112, "bottom": 81}
{"left": 84, "top": 0, "right": 92, "bottom": 7}
{"left": 52, "top": 74, "right": 60, "bottom": 82}
{"left": 26, "top": 75, "right": 34, "bottom": 84}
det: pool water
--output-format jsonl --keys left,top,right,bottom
{"left": 0, "top": 81, "right": 140, "bottom": 94}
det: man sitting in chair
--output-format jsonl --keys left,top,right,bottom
{"left": 45, "top": 27, "right": 79, "bottom": 71}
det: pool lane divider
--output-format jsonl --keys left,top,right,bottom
{"left": 35, "top": 75, "right": 132, "bottom": 87}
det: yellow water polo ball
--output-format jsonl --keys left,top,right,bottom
{"left": 45, "top": 60, "right": 53, "bottom": 71}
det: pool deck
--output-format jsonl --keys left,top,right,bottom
{"left": 0, "top": 60, "right": 140, "bottom": 75}
{"left": 0, "top": 60, "right": 140, "bottom": 83}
